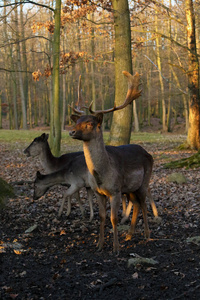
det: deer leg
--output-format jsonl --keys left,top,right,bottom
{"left": 58, "top": 185, "right": 80, "bottom": 217}
{"left": 126, "top": 199, "right": 140, "bottom": 240}
{"left": 87, "top": 188, "right": 94, "bottom": 222}
{"left": 96, "top": 194, "right": 106, "bottom": 251}
{"left": 121, "top": 200, "right": 133, "bottom": 224}
{"left": 140, "top": 199, "right": 150, "bottom": 239}
{"left": 122, "top": 194, "right": 127, "bottom": 216}
{"left": 110, "top": 193, "right": 121, "bottom": 253}
{"left": 147, "top": 187, "right": 160, "bottom": 221}
{"left": 121, "top": 193, "right": 137, "bottom": 224}
{"left": 74, "top": 191, "right": 85, "bottom": 218}
{"left": 58, "top": 195, "right": 69, "bottom": 217}
{"left": 66, "top": 196, "right": 72, "bottom": 216}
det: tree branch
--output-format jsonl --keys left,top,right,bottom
{"left": 0, "top": 68, "right": 32, "bottom": 74}
{"left": 0, "top": 35, "right": 52, "bottom": 49}
{"left": 0, "top": 0, "right": 54, "bottom": 12}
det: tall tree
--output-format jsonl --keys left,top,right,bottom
{"left": 185, "top": 0, "right": 200, "bottom": 149}
{"left": 49, "top": 0, "right": 61, "bottom": 156}
{"left": 155, "top": 8, "right": 167, "bottom": 132}
{"left": 15, "top": 1, "right": 27, "bottom": 129}
{"left": 109, "top": 0, "right": 133, "bottom": 145}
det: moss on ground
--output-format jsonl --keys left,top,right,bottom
{"left": 0, "top": 177, "right": 15, "bottom": 209}
{"left": 164, "top": 150, "right": 200, "bottom": 169}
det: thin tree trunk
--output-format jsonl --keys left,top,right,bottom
{"left": 28, "top": 86, "right": 32, "bottom": 129}
{"left": 155, "top": 9, "right": 167, "bottom": 132}
{"left": 62, "top": 73, "right": 66, "bottom": 130}
{"left": 15, "top": 1, "right": 27, "bottom": 129}
{"left": 20, "top": 4, "right": 28, "bottom": 102}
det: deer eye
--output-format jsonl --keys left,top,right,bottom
{"left": 86, "top": 122, "right": 93, "bottom": 129}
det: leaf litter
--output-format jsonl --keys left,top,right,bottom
{"left": 0, "top": 141, "right": 200, "bottom": 299}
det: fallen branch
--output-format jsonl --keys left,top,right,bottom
{"left": 94, "top": 278, "right": 118, "bottom": 294}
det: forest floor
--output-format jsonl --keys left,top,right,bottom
{"left": 0, "top": 135, "right": 200, "bottom": 300}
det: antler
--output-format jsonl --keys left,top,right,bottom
{"left": 89, "top": 71, "right": 142, "bottom": 114}
{"left": 70, "top": 75, "right": 85, "bottom": 115}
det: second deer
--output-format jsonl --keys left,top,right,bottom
{"left": 24, "top": 133, "right": 93, "bottom": 219}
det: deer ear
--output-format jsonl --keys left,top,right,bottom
{"left": 96, "top": 113, "right": 103, "bottom": 125}
{"left": 41, "top": 133, "right": 46, "bottom": 140}
{"left": 71, "top": 114, "right": 80, "bottom": 123}
{"left": 36, "top": 171, "right": 43, "bottom": 179}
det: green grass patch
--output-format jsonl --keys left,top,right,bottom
{"left": 0, "top": 130, "right": 44, "bottom": 143}
{"left": 0, "top": 129, "right": 187, "bottom": 151}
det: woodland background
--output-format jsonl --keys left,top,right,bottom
{"left": 1, "top": 2, "right": 200, "bottom": 298}
{"left": 0, "top": 0, "right": 199, "bottom": 138}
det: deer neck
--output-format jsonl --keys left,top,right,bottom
{"left": 39, "top": 143, "right": 57, "bottom": 173}
{"left": 83, "top": 131, "right": 110, "bottom": 177}
{"left": 40, "top": 170, "right": 69, "bottom": 187}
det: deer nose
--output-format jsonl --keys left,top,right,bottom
{"left": 69, "top": 130, "right": 76, "bottom": 136}
{"left": 24, "top": 149, "right": 30, "bottom": 156}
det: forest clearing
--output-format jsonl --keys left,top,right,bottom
{"left": 0, "top": 0, "right": 200, "bottom": 299}
{"left": 0, "top": 130, "right": 200, "bottom": 299}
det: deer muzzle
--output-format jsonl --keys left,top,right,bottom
{"left": 24, "top": 148, "right": 30, "bottom": 157}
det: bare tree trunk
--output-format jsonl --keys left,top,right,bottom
{"left": 15, "top": 1, "right": 27, "bottom": 129}
{"left": 167, "top": 0, "right": 172, "bottom": 132}
{"left": 20, "top": 3, "right": 28, "bottom": 102}
{"left": 62, "top": 73, "right": 66, "bottom": 130}
{"left": 109, "top": 0, "right": 133, "bottom": 145}
{"left": 133, "top": 101, "right": 139, "bottom": 132}
{"left": 185, "top": 0, "right": 200, "bottom": 149}
{"left": 155, "top": 9, "right": 167, "bottom": 132}
{"left": 49, "top": 0, "right": 61, "bottom": 156}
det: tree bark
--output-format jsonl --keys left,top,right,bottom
{"left": 15, "top": 1, "right": 27, "bottom": 129}
{"left": 185, "top": 0, "right": 200, "bottom": 149}
{"left": 109, "top": 0, "right": 133, "bottom": 145}
{"left": 155, "top": 8, "right": 167, "bottom": 132}
{"left": 49, "top": 0, "right": 61, "bottom": 156}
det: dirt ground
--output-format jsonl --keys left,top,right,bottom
{"left": 0, "top": 138, "right": 200, "bottom": 300}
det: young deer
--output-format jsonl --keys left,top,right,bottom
{"left": 33, "top": 155, "right": 94, "bottom": 221}
{"left": 24, "top": 133, "right": 94, "bottom": 219}
{"left": 70, "top": 71, "right": 154, "bottom": 253}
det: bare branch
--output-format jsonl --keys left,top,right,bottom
{"left": 0, "top": 35, "right": 52, "bottom": 49}
{"left": 0, "top": 0, "right": 54, "bottom": 12}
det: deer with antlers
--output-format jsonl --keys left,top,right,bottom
{"left": 69, "top": 71, "right": 156, "bottom": 253}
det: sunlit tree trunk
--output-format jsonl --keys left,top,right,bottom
{"left": 167, "top": 0, "right": 172, "bottom": 132}
{"left": 133, "top": 101, "right": 139, "bottom": 132}
{"left": 185, "top": 0, "right": 200, "bottom": 149}
{"left": 155, "top": 9, "right": 167, "bottom": 132}
{"left": 109, "top": 0, "right": 133, "bottom": 145}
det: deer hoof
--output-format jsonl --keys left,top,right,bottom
{"left": 125, "top": 232, "right": 133, "bottom": 241}
{"left": 113, "top": 245, "right": 119, "bottom": 255}
{"left": 97, "top": 240, "right": 104, "bottom": 252}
